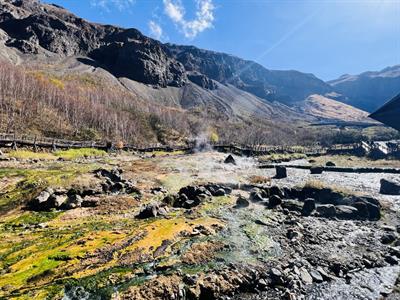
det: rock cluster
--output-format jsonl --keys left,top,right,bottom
{"left": 29, "top": 168, "right": 140, "bottom": 211}
{"left": 136, "top": 202, "right": 169, "bottom": 219}
{"left": 249, "top": 185, "right": 381, "bottom": 221}
{"left": 163, "top": 184, "right": 232, "bottom": 209}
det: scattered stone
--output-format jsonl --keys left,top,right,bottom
{"left": 381, "top": 233, "right": 397, "bottom": 244}
{"left": 275, "top": 166, "right": 287, "bottom": 179}
{"left": 269, "top": 268, "right": 284, "bottom": 286}
{"left": 269, "top": 195, "right": 282, "bottom": 208}
{"left": 353, "top": 201, "right": 369, "bottom": 220}
{"left": 281, "top": 199, "right": 303, "bottom": 212}
{"left": 250, "top": 191, "right": 265, "bottom": 202}
{"left": 310, "top": 269, "right": 324, "bottom": 283}
{"left": 234, "top": 196, "right": 249, "bottom": 208}
{"left": 316, "top": 204, "right": 336, "bottom": 218}
{"left": 380, "top": 178, "right": 400, "bottom": 195}
{"left": 299, "top": 268, "right": 313, "bottom": 285}
{"left": 335, "top": 205, "right": 358, "bottom": 219}
{"left": 286, "top": 229, "right": 302, "bottom": 241}
{"left": 214, "top": 188, "right": 226, "bottom": 197}
{"left": 301, "top": 198, "right": 315, "bottom": 216}
{"left": 137, "top": 203, "right": 169, "bottom": 219}
{"left": 224, "top": 155, "right": 236, "bottom": 165}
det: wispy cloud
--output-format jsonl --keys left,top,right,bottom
{"left": 163, "top": 0, "right": 215, "bottom": 39}
{"left": 90, "top": 0, "right": 135, "bottom": 11}
{"left": 148, "top": 21, "right": 163, "bottom": 40}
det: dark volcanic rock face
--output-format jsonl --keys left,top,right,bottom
{"left": 0, "top": 0, "right": 332, "bottom": 102}
{"left": 90, "top": 41, "right": 186, "bottom": 87}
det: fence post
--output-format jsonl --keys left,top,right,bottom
{"left": 33, "top": 135, "right": 38, "bottom": 152}
{"left": 52, "top": 139, "right": 57, "bottom": 152}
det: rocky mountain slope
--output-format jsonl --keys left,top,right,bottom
{"left": 329, "top": 65, "right": 400, "bottom": 112}
{"left": 0, "top": 0, "right": 381, "bottom": 144}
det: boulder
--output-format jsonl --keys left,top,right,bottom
{"left": 234, "top": 196, "right": 249, "bottom": 208}
{"left": 29, "top": 188, "right": 54, "bottom": 210}
{"left": 269, "top": 195, "right": 282, "bottom": 208}
{"left": 316, "top": 204, "right": 336, "bottom": 218}
{"left": 325, "top": 161, "right": 336, "bottom": 167}
{"left": 301, "top": 198, "right": 316, "bottom": 216}
{"left": 353, "top": 201, "right": 369, "bottom": 220}
{"left": 63, "top": 194, "right": 83, "bottom": 209}
{"left": 224, "top": 155, "right": 236, "bottom": 165}
{"left": 250, "top": 191, "right": 265, "bottom": 202}
{"left": 269, "top": 186, "right": 284, "bottom": 198}
{"left": 299, "top": 268, "right": 313, "bottom": 285}
{"left": 335, "top": 205, "right": 358, "bottom": 219}
{"left": 214, "top": 188, "right": 226, "bottom": 197}
{"left": 137, "top": 203, "right": 169, "bottom": 219}
{"left": 310, "top": 167, "right": 323, "bottom": 174}
{"left": 381, "top": 233, "right": 397, "bottom": 244}
{"left": 281, "top": 199, "right": 303, "bottom": 212}
{"left": 275, "top": 166, "right": 287, "bottom": 179}
{"left": 310, "top": 269, "right": 324, "bottom": 283}
{"left": 380, "top": 178, "right": 400, "bottom": 195}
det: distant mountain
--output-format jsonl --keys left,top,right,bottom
{"left": 0, "top": 0, "right": 376, "bottom": 144}
{"left": 329, "top": 65, "right": 400, "bottom": 112}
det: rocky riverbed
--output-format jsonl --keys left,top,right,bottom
{"left": 0, "top": 151, "right": 399, "bottom": 299}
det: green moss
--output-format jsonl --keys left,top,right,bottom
{"left": 7, "top": 150, "right": 56, "bottom": 160}
{"left": 54, "top": 148, "right": 106, "bottom": 160}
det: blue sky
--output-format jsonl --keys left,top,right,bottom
{"left": 43, "top": 0, "right": 400, "bottom": 81}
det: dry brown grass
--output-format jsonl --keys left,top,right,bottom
{"left": 249, "top": 175, "right": 272, "bottom": 185}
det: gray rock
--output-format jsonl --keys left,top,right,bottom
{"left": 269, "top": 195, "right": 282, "bottom": 208}
{"left": 310, "top": 270, "right": 323, "bottom": 283}
{"left": 281, "top": 199, "right": 303, "bottom": 212}
{"left": 275, "top": 166, "right": 287, "bottom": 179}
{"left": 325, "top": 161, "right": 336, "bottom": 167}
{"left": 380, "top": 178, "right": 400, "bottom": 195}
{"left": 335, "top": 205, "right": 358, "bottom": 219}
{"left": 234, "top": 196, "right": 249, "bottom": 208}
{"left": 316, "top": 204, "right": 336, "bottom": 218}
{"left": 214, "top": 188, "right": 226, "bottom": 197}
{"left": 381, "top": 233, "right": 397, "bottom": 244}
{"left": 299, "top": 268, "right": 313, "bottom": 285}
{"left": 301, "top": 198, "right": 315, "bottom": 216}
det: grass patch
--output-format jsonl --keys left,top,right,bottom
{"left": 7, "top": 150, "right": 56, "bottom": 160}
{"left": 54, "top": 148, "right": 106, "bottom": 160}
{"left": 258, "top": 153, "right": 307, "bottom": 163}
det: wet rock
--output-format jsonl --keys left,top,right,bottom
{"left": 137, "top": 203, "right": 169, "bottom": 219}
{"left": 63, "top": 194, "right": 83, "bottom": 209}
{"left": 224, "top": 154, "right": 236, "bottom": 165}
{"left": 275, "top": 166, "right": 287, "bottom": 179}
{"left": 310, "top": 166, "right": 323, "bottom": 174}
{"left": 250, "top": 191, "right": 265, "bottom": 202}
{"left": 325, "top": 161, "right": 336, "bottom": 167}
{"left": 310, "top": 269, "right": 324, "bottom": 283}
{"left": 335, "top": 205, "right": 358, "bottom": 219}
{"left": 316, "top": 204, "right": 336, "bottom": 218}
{"left": 269, "top": 195, "right": 282, "bottom": 208}
{"left": 234, "top": 196, "right": 249, "bottom": 208}
{"left": 301, "top": 198, "right": 315, "bottom": 216}
{"left": 287, "top": 229, "right": 302, "bottom": 241}
{"left": 281, "top": 199, "right": 303, "bottom": 212}
{"left": 269, "top": 186, "right": 284, "bottom": 198}
{"left": 299, "top": 268, "right": 313, "bottom": 285}
{"left": 353, "top": 201, "right": 369, "bottom": 220}
{"left": 380, "top": 178, "right": 400, "bottom": 195}
{"left": 214, "top": 188, "right": 226, "bottom": 197}
{"left": 381, "top": 233, "right": 397, "bottom": 244}
{"left": 269, "top": 268, "right": 284, "bottom": 286}
{"left": 384, "top": 255, "right": 398, "bottom": 265}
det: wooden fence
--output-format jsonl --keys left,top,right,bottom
{"left": 0, "top": 133, "right": 398, "bottom": 156}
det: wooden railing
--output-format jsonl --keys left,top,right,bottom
{"left": 0, "top": 133, "right": 398, "bottom": 156}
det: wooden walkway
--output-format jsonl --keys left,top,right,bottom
{"left": 0, "top": 133, "right": 398, "bottom": 157}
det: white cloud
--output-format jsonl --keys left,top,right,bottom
{"left": 148, "top": 21, "right": 163, "bottom": 40}
{"left": 163, "top": 0, "right": 215, "bottom": 39}
{"left": 91, "top": 0, "right": 135, "bottom": 11}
